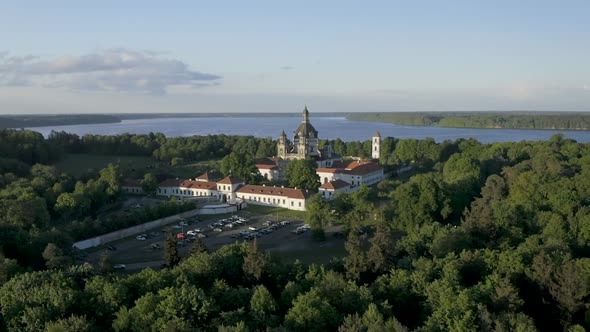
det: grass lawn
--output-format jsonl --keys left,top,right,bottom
{"left": 52, "top": 153, "right": 156, "bottom": 178}
{"left": 52, "top": 153, "right": 221, "bottom": 179}
{"left": 243, "top": 204, "right": 306, "bottom": 219}
{"left": 164, "top": 159, "right": 221, "bottom": 179}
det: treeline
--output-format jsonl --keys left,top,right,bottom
{"left": 349, "top": 112, "right": 590, "bottom": 130}
{"left": 48, "top": 131, "right": 277, "bottom": 162}
{"left": 0, "top": 114, "right": 121, "bottom": 129}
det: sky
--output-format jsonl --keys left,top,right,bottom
{"left": 0, "top": 0, "right": 589, "bottom": 114}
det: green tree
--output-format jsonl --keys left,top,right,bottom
{"left": 98, "top": 250, "right": 113, "bottom": 273}
{"left": 191, "top": 237, "right": 209, "bottom": 255}
{"left": 163, "top": 232, "right": 180, "bottom": 268}
{"left": 284, "top": 288, "right": 340, "bottom": 332}
{"left": 42, "top": 243, "right": 71, "bottom": 270}
{"left": 242, "top": 239, "right": 267, "bottom": 281}
{"left": 367, "top": 222, "right": 396, "bottom": 273}
{"left": 140, "top": 173, "right": 158, "bottom": 195}
{"left": 220, "top": 152, "right": 260, "bottom": 183}
{"left": 344, "top": 225, "right": 368, "bottom": 281}
{"left": 250, "top": 284, "right": 278, "bottom": 328}
{"left": 45, "top": 315, "right": 92, "bottom": 332}
{"left": 286, "top": 158, "right": 320, "bottom": 191}
{"left": 305, "top": 194, "right": 330, "bottom": 241}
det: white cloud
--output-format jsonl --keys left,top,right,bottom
{"left": 0, "top": 49, "right": 220, "bottom": 95}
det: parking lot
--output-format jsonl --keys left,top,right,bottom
{"left": 84, "top": 209, "right": 346, "bottom": 269}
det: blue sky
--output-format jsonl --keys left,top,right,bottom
{"left": 1, "top": 1, "right": 589, "bottom": 113}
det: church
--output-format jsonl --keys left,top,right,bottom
{"left": 255, "top": 106, "right": 384, "bottom": 185}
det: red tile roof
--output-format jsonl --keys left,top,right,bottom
{"left": 195, "top": 171, "right": 222, "bottom": 182}
{"left": 316, "top": 167, "right": 340, "bottom": 173}
{"left": 217, "top": 175, "right": 245, "bottom": 185}
{"left": 236, "top": 185, "right": 311, "bottom": 199}
{"left": 159, "top": 178, "right": 181, "bottom": 187}
{"left": 320, "top": 179, "right": 351, "bottom": 190}
{"left": 345, "top": 162, "right": 383, "bottom": 175}
{"left": 179, "top": 180, "right": 217, "bottom": 190}
{"left": 318, "top": 160, "right": 382, "bottom": 176}
{"left": 257, "top": 164, "right": 279, "bottom": 170}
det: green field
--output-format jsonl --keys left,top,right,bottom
{"left": 52, "top": 153, "right": 221, "bottom": 179}
{"left": 52, "top": 153, "right": 155, "bottom": 177}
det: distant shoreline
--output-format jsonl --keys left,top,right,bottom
{"left": 0, "top": 112, "right": 351, "bottom": 129}
{"left": 346, "top": 112, "right": 590, "bottom": 131}
{"left": 3, "top": 111, "right": 590, "bottom": 130}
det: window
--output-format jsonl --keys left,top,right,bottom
{"left": 299, "top": 202, "right": 302, "bottom": 207}
{"left": 283, "top": 199, "right": 285, "bottom": 204}
{"left": 291, "top": 201, "right": 294, "bottom": 206}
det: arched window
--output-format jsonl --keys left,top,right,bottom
{"left": 324, "top": 177, "right": 328, "bottom": 184}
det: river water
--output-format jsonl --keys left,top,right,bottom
{"left": 25, "top": 116, "right": 590, "bottom": 143}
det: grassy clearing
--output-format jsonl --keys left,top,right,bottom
{"left": 52, "top": 153, "right": 221, "bottom": 179}
{"left": 243, "top": 204, "right": 306, "bottom": 219}
{"left": 52, "top": 153, "right": 155, "bottom": 178}
{"left": 164, "top": 159, "right": 221, "bottom": 179}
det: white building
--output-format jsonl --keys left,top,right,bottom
{"left": 122, "top": 178, "right": 144, "bottom": 195}
{"left": 318, "top": 179, "right": 353, "bottom": 201}
{"left": 157, "top": 172, "right": 309, "bottom": 210}
{"left": 317, "top": 160, "right": 384, "bottom": 187}
{"left": 236, "top": 184, "right": 310, "bottom": 211}
{"left": 372, "top": 131, "right": 381, "bottom": 160}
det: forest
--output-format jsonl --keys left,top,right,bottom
{"left": 0, "top": 114, "right": 121, "bottom": 129}
{"left": 348, "top": 112, "right": 590, "bottom": 130}
{"left": 0, "top": 129, "right": 589, "bottom": 331}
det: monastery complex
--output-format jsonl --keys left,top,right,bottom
{"left": 123, "top": 107, "right": 385, "bottom": 210}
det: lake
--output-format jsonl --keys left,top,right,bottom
{"left": 25, "top": 116, "right": 590, "bottom": 143}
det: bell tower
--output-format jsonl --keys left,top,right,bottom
{"left": 277, "top": 130, "right": 287, "bottom": 158}
{"left": 372, "top": 130, "right": 381, "bottom": 160}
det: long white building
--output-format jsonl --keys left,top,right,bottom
{"left": 157, "top": 172, "right": 310, "bottom": 210}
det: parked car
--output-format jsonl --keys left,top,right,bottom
{"left": 187, "top": 230, "right": 199, "bottom": 236}
{"left": 107, "top": 246, "right": 117, "bottom": 251}
{"left": 149, "top": 232, "right": 160, "bottom": 237}
{"left": 171, "top": 224, "right": 182, "bottom": 229}
{"left": 280, "top": 220, "right": 291, "bottom": 226}
{"left": 248, "top": 226, "right": 257, "bottom": 231}
{"left": 113, "top": 264, "right": 126, "bottom": 270}
{"left": 224, "top": 223, "right": 234, "bottom": 229}
{"left": 136, "top": 235, "right": 147, "bottom": 241}
{"left": 179, "top": 221, "right": 189, "bottom": 226}
{"left": 197, "top": 233, "right": 207, "bottom": 238}
{"left": 151, "top": 243, "right": 161, "bottom": 249}
{"left": 214, "top": 228, "right": 223, "bottom": 232}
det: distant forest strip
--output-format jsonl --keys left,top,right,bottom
{"left": 0, "top": 114, "right": 121, "bottom": 129}
{"left": 0, "top": 112, "right": 353, "bottom": 128}
{"left": 347, "top": 112, "right": 590, "bottom": 130}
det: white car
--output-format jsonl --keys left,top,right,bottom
{"left": 197, "top": 233, "right": 207, "bottom": 238}
{"left": 113, "top": 264, "right": 126, "bottom": 270}
{"left": 179, "top": 221, "right": 189, "bottom": 226}
{"left": 248, "top": 226, "right": 257, "bottom": 231}
{"left": 171, "top": 224, "right": 182, "bottom": 229}
{"left": 214, "top": 228, "right": 223, "bottom": 232}
{"left": 187, "top": 230, "right": 198, "bottom": 236}
{"left": 136, "top": 235, "right": 147, "bottom": 241}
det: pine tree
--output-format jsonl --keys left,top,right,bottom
{"left": 163, "top": 232, "right": 180, "bottom": 267}
{"left": 190, "top": 237, "right": 208, "bottom": 255}
{"left": 344, "top": 225, "right": 368, "bottom": 281}
{"left": 242, "top": 238, "right": 267, "bottom": 281}
{"left": 98, "top": 250, "right": 113, "bottom": 273}
{"left": 368, "top": 222, "right": 396, "bottom": 273}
